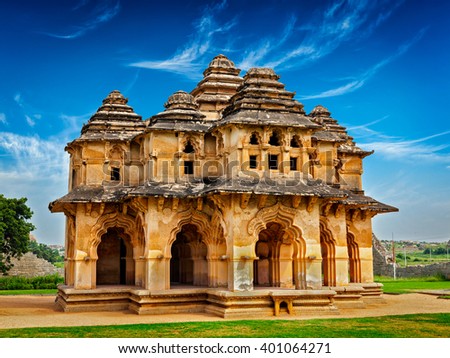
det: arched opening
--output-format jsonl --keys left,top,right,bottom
{"left": 254, "top": 222, "right": 295, "bottom": 288}
{"left": 269, "top": 131, "right": 281, "bottom": 146}
{"left": 96, "top": 227, "right": 134, "bottom": 285}
{"left": 347, "top": 232, "right": 361, "bottom": 283}
{"left": 170, "top": 224, "right": 208, "bottom": 287}
{"left": 250, "top": 132, "right": 260, "bottom": 145}
{"left": 184, "top": 140, "right": 195, "bottom": 153}
{"left": 320, "top": 226, "right": 336, "bottom": 287}
{"left": 290, "top": 135, "right": 301, "bottom": 148}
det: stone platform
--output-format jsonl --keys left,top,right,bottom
{"left": 56, "top": 284, "right": 384, "bottom": 317}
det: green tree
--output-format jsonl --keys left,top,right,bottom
{"left": 0, "top": 195, "right": 35, "bottom": 274}
{"left": 28, "top": 240, "right": 63, "bottom": 264}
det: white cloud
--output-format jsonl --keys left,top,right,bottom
{"left": 41, "top": 0, "right": 121, "bottom": 39}
{"left": 0, "top": 132, "right": 68, "bottom": 244}
{"left": 25, "top": 115, "right": 36, "bottom": 127}
{"left": 0, "top": 113, "right": 7, "bottom": 124}
{"left": 130, "top": 1, "right": 404, "bottom": 80}
{"left": 300, "top": 28, "right": 426, "bottom": 99}
{"left": 130, "top": 1, "right": 238, "bottom": 79}
{"left": 359, "top": 130, "right": 450, "bottom": 164}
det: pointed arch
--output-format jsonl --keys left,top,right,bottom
{"left": 90, "top": 212, "right": 138, "bottom": 259}
{"left": 180, "top": 135, "right": 202, "bottom": 155}
{"left": 320, "top": 219, "right": 337, "bottom": 286}
{"left": 248, "top": 131, "right": 262, "bottom": 145}
{"left": 347, "top": 231, "right": 361, "bottom": 283}
{"left": 249, "top": 203, "right": 306, "bottom": 289}
{"left": 165, "top": 207, "right": 227, "bottom": 288}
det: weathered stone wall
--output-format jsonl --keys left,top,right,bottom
{"left": 2, "top": 252, "right": 63, "bottom": 277}
{"left": 372, "top": 234, "right": 450, "bottom": 279}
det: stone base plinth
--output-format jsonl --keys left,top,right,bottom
{"left": 55, "top": 284, "right": 383, "bottom": 317}
{"left": 330, "top": 286, "right": 366, "bottom": 308}
{"left": 354, "top": 282, "right": 386, "bottom": 303}
{"left": 129, "top": 288, "right": 208, "bottom": 315}
{"left": 56, "top": 285, "right": 133, "bottom": 312}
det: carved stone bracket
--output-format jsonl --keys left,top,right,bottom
{"left": 258, "top": 194, "right": 268, "bottom": 209}
{"left": 240, "top": 193, "right": 251, "bottom": 209}
{"left": 157, "top": 197, "right": 165, "bottom": 212}
{"left": 306, "top": 197, "right": 317, "bottom": 213}
{"left": 292, "top": 196, "right": 301, "bottom": 209}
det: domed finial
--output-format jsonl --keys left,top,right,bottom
{"left": 164, "top": 90, "right": 199, "bottom": 110}
{"left": 102, "top": 90, "right": 128, "bottom": 105}
{"left": 245, "top": 67, "right": 279, "bottom": 80}
{"left": 310, "top": 105, "right": 331, "bottom": 118}
{"left": 208, "top": 54, "right": 236, "bottom": 69}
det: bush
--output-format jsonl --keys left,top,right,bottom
{"left": 0, "top": 274, "right": 63, "bottom": 290}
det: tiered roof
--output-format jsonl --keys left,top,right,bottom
{"left": 77, "top": 90, "right": 144, "bottom": 141}
{"left": 218, "top": 68, "right": 318, "bottom": 128}
{"left": 310, "top": 105, "right": 373, "bottom": 158}
{"left": 191, "top": 54, "right": 243, "bottom": 120}
{"left": 148, "top": 90, "right": 208, "bottom": 132}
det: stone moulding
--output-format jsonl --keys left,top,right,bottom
{"left": 55, "top": 285, "right": 378, "bottom": 318}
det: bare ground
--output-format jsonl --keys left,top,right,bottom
{"left": 0, "top": 293, "right": 450, "bottom": 329}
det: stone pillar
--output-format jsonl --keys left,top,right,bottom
{"left": 228, "top": 245, "right": 254, "bottom": 291}
{"left": 73, "top": 250, "right": 95, "bottom": 289}
{"left": 144, "top": 250, "right": 166, "bottom": 290}
{"left": 335, "top": 245, "right": 350, "bottom": 286}
{"left": 305, "top": 243, "right": 322, "bottom": 289}
{"left": 360, "top": 247, "right": 374, "bottom": 283}
{"left": 134, "top": 258, "right": 145, "bottom": 287}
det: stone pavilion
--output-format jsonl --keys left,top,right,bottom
{"left": 49, "top": 55, "right": 397, "bottom": 317}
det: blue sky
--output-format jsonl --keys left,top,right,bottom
{"left": 0, "top": 0, "right": 449, "bottom": 245}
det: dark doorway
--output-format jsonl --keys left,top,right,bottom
{"left": 97, "top": 228, "right": 132, "bottom": 285}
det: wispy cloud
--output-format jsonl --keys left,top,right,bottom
{"left": 130, "top": 0, "right": 405, "bottom": 80}
{"left": 300, "top": 28, "right": 426, "bottom": 100}
{"left": 0, "top": 132, "right": 68, "bottom": 179}
{"left": 13, "top": 92, "right": 43, "bottom": 127}
{"left": 130, "top": 1, "right": 237, "bottom": 79}
{"left": 42, "top": 0, "right": 120, "bottom": 39}
{"left": 359, "top": 130, "right": 450, "bottom": 164}
{"left": 0, "top": 113, "right": 7, "bottom": 125}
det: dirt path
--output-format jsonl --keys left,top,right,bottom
{"left": 1, "top": 293, "right": 450, "bottom": 329}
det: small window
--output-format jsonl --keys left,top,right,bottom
{"left": 111, "top": 167, "right": 120, "bottom": 181}
{"left": 71, "top": 169, "right": 78, "bottom": 188}
{"left": 184, "top": 161, "right": 194, "bottom": 175}
{"left": 290, "top": 157, "right": 298, "bottom": 171}
{"left": 290, "top": 136, "right": 301, "bottom": 148}
{"left": 250, "top": 133, "right": 259, "bottom": 145}
{"left": 249, "top": 155, "right": 258, "bottom": 169}
{"left": 269, "top": 132, "right": 280, "bottom": 146}
{"left": 184, "top": 141, "right": 195, "bottom": 153}
{"left": 268, "top": 154, "right": 278, "bottom": 170}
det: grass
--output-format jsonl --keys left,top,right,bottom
{"left": 0, "top": 313, "right": 449, "bottom": 338}
{"left": 376, "top": 276, "right": 450, "bottom": 294}
{"left": 0, "top": 289, "right": 57, "bottom": 295}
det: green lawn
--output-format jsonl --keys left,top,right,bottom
{"left": 0, "top": 276, "right": 448, "bottom": 338}
{"left": 0, "top": 289, "right": 57, "bottom": 295}
{"left": 0, "top": 313, "right": 449, "bottom": 338}
{"left": 376, "top": 276, "right": 450, "bottom": 294}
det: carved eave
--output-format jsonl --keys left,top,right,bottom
{"left": 329, "top": 191, "right": 398, "bottom": 214}
{"left": 49, "top": 186, "right": 133, "bottom": 213}
{"left": 338, "top": 144, "right": 374, "bottom": 158}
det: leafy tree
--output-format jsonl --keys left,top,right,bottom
{"left": 28, "top": 240, "right": 63, "bottom": 264}
{"left": 0, "top": 195, "right": 35, "bottom": 274}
